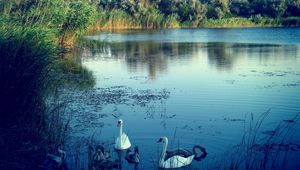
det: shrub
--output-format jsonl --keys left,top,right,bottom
{"left": 0, "top": 23, "right": 59, "bottom": 168}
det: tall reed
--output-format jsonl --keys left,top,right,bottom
{"left": 214, "top": 110, "right": 300, "bottom": 170}
{"left": 0, "top": 21, "right": 61, "bottom": 168}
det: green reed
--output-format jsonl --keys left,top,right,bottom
{"left": 213, "top": 110, "right": 300, "bottom": 170}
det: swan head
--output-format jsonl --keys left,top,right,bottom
{"left": 117, "top": 119, "right": 123, "bottom": 127}
{"left": 157, "top": 137, "right": 168, "bottom": 143}
{"left": 55, "top": 144, "right": 66, "bottom": 161}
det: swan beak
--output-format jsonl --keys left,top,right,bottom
{"left": 156, "top": 138, "right": 162, "bottom": 143}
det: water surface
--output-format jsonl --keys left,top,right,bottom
{"left": 69, "top": 28, "right": 300, "bottom": 169}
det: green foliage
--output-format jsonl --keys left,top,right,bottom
{"left": 158, "top": 0, "right": 177, "bottom": 16}
{"left": 0, "top": 23, "right": 59, "bottom": 169}
{"left": 95, "top": 0, "right": 300, "bottom": 28}
{"left": 206, "top": 0, "right": 230, "bottom": 19}
{"left": 62, "top": 1, "right": 97, "bottom": 33}
{"left": 1, "top": 0, "right": 97, "bottom": 46}
{"left": 250, "top": 0, "right": 287, "bottom": 18}
{"left": 200, "top": 17, "right": 256, "bottom": 27}
{"left": 200, "top": 16, "right": 300, "bottom": 28}
{"left": 281, "top": 17, "right": 300, "bottom": 26}
{"left": 96, "top": 0, "right": 207, "bottom": 28}
{"left": 59, "top": 0, "right": 97, "bottom": 46}
{"left": 0, "top": 22, "right": 58, "bottom": 126}
{"left": 285, "top": 0, "right": 300, "bottom": 17}
{"left": 1, "top": 0, "right": 67, "bottom": 28}
{"left": 138, "top": 6, "right": 164, "bottom": 28}
{"left": 0, "top": 1, "right": 98, "bottom": 166}
{"left": 163, "top": 14, "right": 180, "bottom": 28}
{"left": 230, "top": 0, "right": 250, "bottom": 17}
{"left": 92, "top": 9, "right": 141, "bottom": 29}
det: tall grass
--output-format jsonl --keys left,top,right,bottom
{"left": 200, "top": 17, "right": 257, "bottom": 28}
{"left": 163, "top": 14, "right": 180, "bottom": 28}
{"left": 139, "top": 6, "right": 164, "bottom": 29}
{"left": 92, "top": 10, "right": 300, "bottom": 29}
{"left": 199, "top": 17, "right": 300, "bottom": 28}
{"left": 214, "top": 110, "right": 300, "bottom": 169}
{"left": 0, "top": 22, "right": 61, "bottom": 168}
{"left": 91, "top": 9, "right": 181, "bottom": 30}
{"left": 0, "top": 24, "right": 57, "bottom": 126}
{"left": 0, "top": 1, "right": 97, "bottom": 168}
{"left": 91, "top": 10, "right": 142, "bottom": 30}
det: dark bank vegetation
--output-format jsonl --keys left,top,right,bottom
{"left": 0, "top": 24, "right": 58, "bottom": 169}
{"left": 0, "top": 0, "right": 96, "bottom": 169}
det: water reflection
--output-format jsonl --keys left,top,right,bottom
{"left": 78, "top": 37, "right": 300, "bottom": 78}
{"left": 206, "top": 42, "right": 236, "bottom": 70}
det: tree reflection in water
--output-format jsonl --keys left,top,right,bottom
{"left": 77, "top": 37, "right": 299, "bottom": 78}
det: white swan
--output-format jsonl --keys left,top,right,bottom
{"left": 157, "top": 137, "right": 194, "bottom": 169}
{"left": 114, "top": 119, "right": 131, "bottom": 150}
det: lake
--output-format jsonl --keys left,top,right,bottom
{"left": 66, "top": 28, "right": 300, "bottom": 169}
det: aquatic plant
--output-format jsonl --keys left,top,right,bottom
{"left": 215, "top": 110, "right": 300, "bottom": 170}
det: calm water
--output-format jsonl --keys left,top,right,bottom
{"left": 68, "top": 28, "right": 300, "bottom": 169}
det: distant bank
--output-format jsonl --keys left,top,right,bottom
{"left": 89, "top": 15, "right": 300, "bottom": 31}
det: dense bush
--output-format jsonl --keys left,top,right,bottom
{"left": 0, "top": 0, "right": 97, "bottom": 47}
{"left": 0, "top": 23, "right": 59, "bottom": 168}
{"left": 95, "top": 0, "right": 300, "bottom": 28}
{"left": 0, "top": 1, "right": 97, "bottom": 168}
{"left": 97, "top": 0, "right": 207, "bottom": 27}
{"left": 0, "top": 22, "right": 57, "bottom": 126}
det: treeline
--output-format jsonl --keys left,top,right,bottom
{"left": 93, "top": 0, "right": 300, "bottom": 29}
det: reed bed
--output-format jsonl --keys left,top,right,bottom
{"left": 0, "top": 23, "right": 60, "bottom": 169}
{"left": 212, "top": 110, "right": 300, "bottom": 170}
{"left": 0, "top": 1, "right": 96, "bottom": 168}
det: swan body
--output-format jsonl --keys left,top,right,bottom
{"left": 165, "top": 148, "right": 193, "bottom": 160}
{"left": 90, "top": 144, "right": 120, "bottom": 169}
{"left": 157, "top": 137, "right": 194, "bottom": 169}
{"left": 41, "top": 145, "right": 66, "bottom": 169}
{"left": 125, "top": 145, "right": 140, "bottom": 164}
{"left": 115, "top": 119, "right": 131, "bottom": 150}
{"left": 93, "top": 144, "right": 110, "bottom": 163}
{"left": 166, "top": 145, "right": 208, "bottom": 161}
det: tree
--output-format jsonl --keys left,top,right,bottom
{"left": 285, "top": 0, "right": 300, "bottom": 17}
{"left": 206, "top": 0, "right": 229, "bottom": 19}
{"left": 230, "top": 0, "right": 250, "bottom": 17}
{"left": 250, "top": 0, "right": 286, "bottom": 18}
{"left": 120, "top": 0, "right": 139, "bottom": 16}
{"left": 177, "top": 0, "right": 192, "bottom": 21}
{"left": 194, "top": 0, "right": 207, "bottom": 22}
{"left": 158, "top": 0, "right": 177, "bottom": 16}
{"left": 268, "top": 0, "right": 286, "bottom": 18}
{"left": 175, "top": 0, "right": 206, "bottom": 22}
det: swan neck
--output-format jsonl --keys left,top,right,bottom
{"left": 160, "top": 139, "right": 168, "bottom": 164}
{"left": 119, "top": 124, "right": 123, "bottom": 139}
